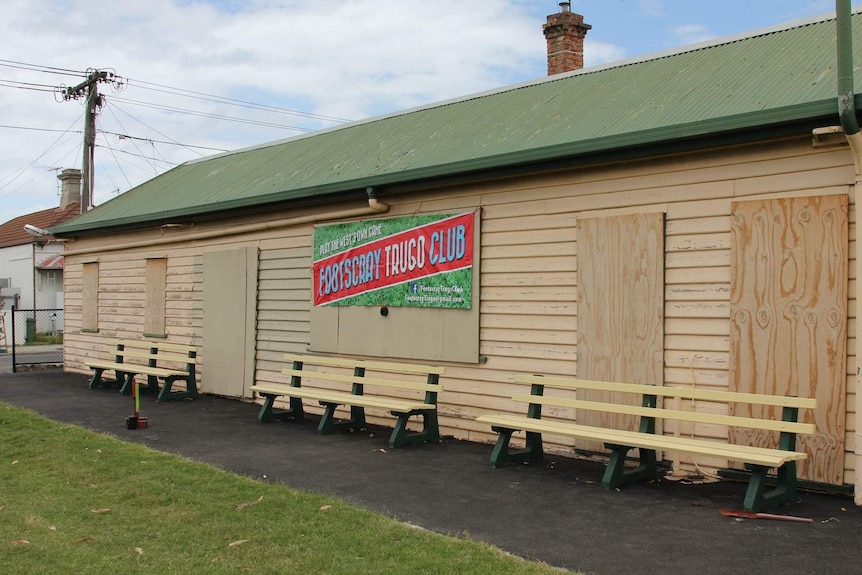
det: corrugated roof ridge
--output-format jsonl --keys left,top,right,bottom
{"left": 187, "top": 8, "right": 845, "bottom": 167}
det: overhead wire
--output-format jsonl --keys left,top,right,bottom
{"left": 1, "top": 58, "right": 355, "bottom": 208}
{"left": 0, "top": 124, "right": 226, "bottom": 152}
{"left": 102, "top": 103, "right": 157, "bottom": 170}
{"left": 104, "top": 99, "right": 209, "bottom": 158}
{"left": 0, "top": 113, "right": 83, "bottom": 195}
{"left": 128, "top": 78, "right": 352, "bottom": 124}
{"left": 0, "top": 78, "right": 58, "bottom": 93}
{"left": 95, "top": 116, "right": 133, "bottom": 188}
{"left": 0, "top": 136, "right": 81, "bottom": 201}
{"left": 0, "top": 125, "right": 83, "bottom": 135}
{"left": 108, "top": 95, "right": 318, "bottom": 132}
{"left": 106, "top": 147, "right": 178, "bottom": 168}
{"left": 0, "top": 59, "right": 86, "bottom": 77}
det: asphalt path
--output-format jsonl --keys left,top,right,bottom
{"left": 1, "top": 369, "right": 861, "bottom": 574}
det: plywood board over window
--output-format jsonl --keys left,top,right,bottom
{"left": 144, "top": 258, "right": 167, "bottom": 338}
{"left": 730, "top": 195, "right": 847, "bottom": 485}
{"left": 577, "top": 212, "right": 665, "bottom": 451}
{"left": 82, "top": 262, "right": 99, "bottom": 332}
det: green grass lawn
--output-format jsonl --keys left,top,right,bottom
{"left": 0, "top": 402, "right": 570, "bottom": 574}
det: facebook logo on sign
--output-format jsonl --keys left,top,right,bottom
{"left": 410, "top": 283, "right": 419, "bottom": 294}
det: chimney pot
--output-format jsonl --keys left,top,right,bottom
{"left": 560, "top": 2, "right": 571, "bottom": 12}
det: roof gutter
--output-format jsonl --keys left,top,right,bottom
{"left": 837, "top": 0, "right": 862, "bottom": 509}
{"left": 62, "top": 189, "right": 389, "bottom": 257}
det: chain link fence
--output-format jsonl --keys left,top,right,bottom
{"left": 9, "top": 307, "right": 63, "bottom": 372}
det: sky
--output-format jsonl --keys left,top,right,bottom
{"left": 0, "top": 0, "right": 844, "bottom": 225}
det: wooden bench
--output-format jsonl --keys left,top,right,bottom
{"left": 87, "top": 339, "right": 199, "bottom": 402}
{"left": 250, "top": 353, "right": 445, "bottom": 448}
{"left": 476, "top": 374, "right": 817, "bottom": 512}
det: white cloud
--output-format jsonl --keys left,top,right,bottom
{"left": 671, "top": 24, "right": 716, "bottom": 46}
{"left": 584, "top": 41, "right": 627, "bottom": 67}
{"left": 637, "top": 0, "right": 666, "bottom": 18}
{"left": 0, "top": 0, "right": 548, "bottom": 219}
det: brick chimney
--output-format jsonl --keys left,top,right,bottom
{"left": 543, "top": 2, "right": 591, "bottom": 75}
{"left": 57, "top": 168, "right": 82, "bottom": 209}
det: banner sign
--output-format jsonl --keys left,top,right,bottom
{"left": 313, "top": 212, "right": 475, "bottom": 308}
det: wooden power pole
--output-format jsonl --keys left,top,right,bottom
{"left": 62, "top": 69, "right": 111, "bottom": 213}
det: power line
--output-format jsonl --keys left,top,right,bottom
{"left": 104, "top": 100, "right": 208, "bottom": 158}
{"left": 105, "top": 146, "right": 178, "bottom": 167}
{"left": 1, "top": 60, "right": 351, "bottom": 125}
{"left": 3, "top": 59, "right": 357, "bottom": 208}
{"left": 0, "top": 124, "right": 227, "bottom": 152}
{"left": 0, "top": 77, "right": 59, "bottom": 89}
{"left": 96, "top": 117, "right": 134, "bottom": 188}
{"left": 0, "top": 80, "right": 57, "bottom": 93}
{"left": 102, "top": 130, "right": 229, "bottom": 152}
{"left": 0, "top": 125, "right": 83, "bottom": 135}
{"left": 0, "top": 114, "right": 83, "bottom": 194}
{"left": 108, "top": 95, "right": 318, "bottom": 132}
{"left": 0, "top": 135, "right": 81, "bottom": 201}
{"left": 129, "top": 78, "right": 352, "bottom": 124}
{"left": 0, "top": 59, "right": 86, "bottom": 77}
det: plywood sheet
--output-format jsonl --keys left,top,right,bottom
{"left": 144, "top": 259, "right": 166, "bottom": 336}
{"left": 82, "top": 263, "right": 99, "bottom": 330}
{"left": 730, "top": 195, "right": 847, "bottom": 485}
{"left": 577, "top": 213, "right": 665, "bottom": 450}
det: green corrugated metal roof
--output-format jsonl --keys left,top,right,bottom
{"left": 52, "top": 12, "right": 860, "bottom": 235}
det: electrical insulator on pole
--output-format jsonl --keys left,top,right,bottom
{"left": 59, "top": 69, "right": 123, "bottom": 213}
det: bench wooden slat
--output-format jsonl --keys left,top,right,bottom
{"left": 282, "top": 354, "right": 362, "bottom": 370}
{"left": 282, "top": 353, "right": 445, "bottom": 376}
{"left": 115, "top": 339, "right": 196, "bottom": 354}
{"left": 87, "top": 361, "right": 134, "bottom": 373}
{"left": 279, "top": 368, "right": 442, "bottom": 392}
{"left": 87, "top": 360, "right": 187, "bottom": 378}
{"left": 477, "top": 414, "right": 804, "bottom": 461}
{"left": 250, "top": 385, "right": 433, "bottom": 412}
{"left": 354, "top": 359, "right": 445, "bottom": 376}
{"left": 509, "top": 394, "right": 816, "bottom": 435}
{"left": 476, "top": 414, "right": 803, "bottom": 468}
{"left": 513, "top": 374, "right": 816, "bottom": 409}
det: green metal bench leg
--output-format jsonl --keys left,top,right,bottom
{"left": 89, "top": 368, "right": 125, "bottom": 390}
{"left": 743, "top": 462, "right": 799, "bottom": 512}
{"left": 602, "top": 444, "right": 660, "bottom": 490}
{"left": 257, "top": 394, "right": 305, "bottom": 423}
{"left": 157, "top": 375, "right": 200, "bottom": 402}
{"left": 117, "top": 372, "right": 138, "bottom": 395}
{"left": 488, "top": 427, "right": 544, "bottom": 468}
{"left": 388, "top": 409, "right": 440, "bottom": 448}
{"left": 318, "top": 403, "right": 366, "bottom": 434}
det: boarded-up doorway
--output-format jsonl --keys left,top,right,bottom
{"left": 202, "top": 247, "right": 259, "bottom": 398}
{"left": 730, "top": 195, "right": 847, "bottom": 485}
{"left": 576, "top": 212, "right": 665, "bottom": 451}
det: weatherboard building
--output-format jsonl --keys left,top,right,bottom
{"left": 50, "top": 9, "right": 862, "bottom": 503}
